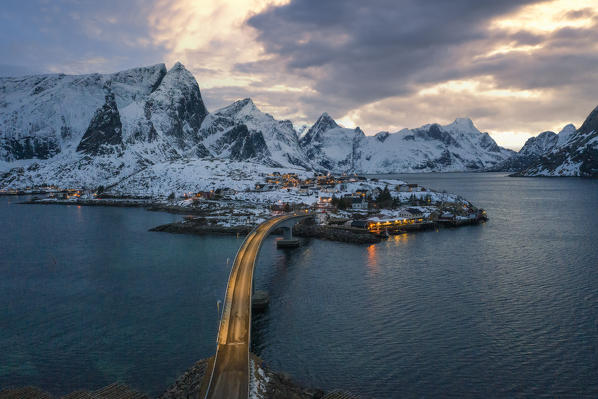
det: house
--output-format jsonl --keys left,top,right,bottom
{"left": 406, "top": 207, "right": 424, "bottom": 218}
{"left": 351, "top": 220, "right": 371, "bottom": 229}
{"left": 271, "top": 202, "right": 289, "bottom": 212}
{"left": 195, "top": 191, "right": 215, "bottom": 199}
{"left": 298, "top": 185, "right": 311, "bottom": 195}
{"left": 336, "top": 183, "right": 347, "bottom": 191}
{"left": 317, "top": 196, "right": 335, "bottom": 212}
{"left": 355, "top": 189, "right": 369, "bottom": 197}
{"left": 438, "top": 212, "right": 455, "bottom": 222}
{"left": 397, "top": 183, "right": 421, "bottom": 192}
{"left": 219, "top": 187, "right": 236, "bottom": 196}
{"left": 398, "top": 207, "right": 424, "bottom": 219}
{"left": 351, "top": 197, "right": 368, "bottom": 210}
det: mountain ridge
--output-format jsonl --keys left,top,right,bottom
{"left": 1, "top": 62, "right": 527, "bottom": 192}
{"left": 509, "top": 106, "right": 598, "bottom": 177}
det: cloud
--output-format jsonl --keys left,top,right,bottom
{"left": 238, "top": 0, "right": 598, "bottom": 148}
{"left": 146, "top": 0, "right": 290, "bottom": 89}
{"left": 0, "top": 0, "right": 167, "bottom": 74}
{"left": 2, "top": 0, "right": 597, "bottom": 149}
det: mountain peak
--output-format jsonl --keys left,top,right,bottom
{"left": 446, "top": 117, "right": 477, "bottom": 133}
{"left": 299, "top": 113, "right": 340, "bottom": 148}
{"left": 237, "top": 98, "right": 258, "bottom": 111}
{"left": 170, "top": 61, "right": 185, "bottom": 71}
{"left": 315, "top": 112, "right": 339, "bottom": 130}
{"left": 577, "top": 105, "right": 598, "bottom": 136}
{"left": 216, "top": 98, "right": 260, "bottom": 118}
{"left": 165, "top": 62, "right": 194, "bottom": 79}
{"left": 375, "top": 131, "right": 390, "bottom": 142}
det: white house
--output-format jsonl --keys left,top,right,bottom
{"left": 351, "top": 197, "right": 368, "bottom": 210}
{"left": 398, "top": 207, "right": 423, "bottom": 219}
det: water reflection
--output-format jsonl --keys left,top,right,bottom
{"left": 366, "top": 244, "right": 378, "bottom": 274}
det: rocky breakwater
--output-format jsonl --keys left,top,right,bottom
{"left": 292, "top": 222, "right": 380, "bottom": 244}
{"left": 149, "top": 216, "right": 381, "bottom": 244}
{"left": 159, "top": 354, "right": 340, "bottom": 399}
{"left": 149, "top": 217, "right": 252, "bottom": 235}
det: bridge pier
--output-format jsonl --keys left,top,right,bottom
{"left": 276, "top": 226, "right": 300, "bottom": 248}
{"left": 252, "top": 290, "right": 269, "bottom": 312}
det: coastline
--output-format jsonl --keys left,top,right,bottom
{"left": 19, "top": 196, "right": 487, "bottom": 244}
{"left": 0, "top": 353, "right": 353, "bottom": 399}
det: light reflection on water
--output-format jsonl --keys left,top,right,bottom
{"left": 252, "top": 173, "right": 598, "bottom": 398}
{"left": 1, "top": 173, "right": 598, "bottom": 398}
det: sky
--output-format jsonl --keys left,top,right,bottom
{"left": 1, "top": 0, "right": 597, "bottom": 150}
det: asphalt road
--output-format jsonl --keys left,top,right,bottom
{"left": 204, "top": 215, "right": 304, "bottom": 399}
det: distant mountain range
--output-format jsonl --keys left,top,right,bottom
{"left": 1, "top": 62, "right": 595, "bottom": 192}
{"left": 492, "top": 106, "right": 598, "bottom": 177}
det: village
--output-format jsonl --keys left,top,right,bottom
{"left": 21, "top": 171, "right": 487, "bottom": 241}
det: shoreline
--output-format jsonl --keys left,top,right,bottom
{"left": 18, "top": 197, "right": 225, "bottom": 216}
{"left": 19, "top": 197, "right": 487, "bottom": 244}
{"left": 0, "top": 353, "right": 352, "bottom": 399}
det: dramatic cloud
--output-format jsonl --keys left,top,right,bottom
{"left": 0, "top": 0, "right": 165, "bottom": 74}
{"left": 1, "top": 0, "right": 597, "bottom": 149}
{"left": 243, "top": 0, "right": 598, "bottom": 148}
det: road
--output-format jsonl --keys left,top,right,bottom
{"left": 204, "top": 214, "right": 306, "bottom": 399}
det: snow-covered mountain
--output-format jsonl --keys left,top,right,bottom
{"left": 492, "top": 124, "right": 576, "bottom": 172}
{"left": 299, "top": 113, "right": 365, "bottom": 171}
{"left": 300, "top": 114, "right": 514, "bottom": 173}
{"left": 1, "top": 62, "right": 521, "bottom": 192}
{"left": 199, "top": 98, "right": 311, "bottom": 168}
{"left": 512, "top": 106, "right": 598, "bottom": 177}
{"left": 0, "top": 62, "right": 211, "bottom": 189}
{"left": 0, "top": 63, "right": 168, "bottom": 161}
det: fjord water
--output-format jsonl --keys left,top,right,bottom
{"left": 1, "top": 173, "right": 598, "bottom": 397}
{"left": 0, "top": 200, "right": 239, "bottom": 395}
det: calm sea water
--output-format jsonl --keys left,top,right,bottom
{"left": 1, "top": 173, "right": 598, "bottom": 398}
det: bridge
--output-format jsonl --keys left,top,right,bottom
{"left": 203, "top": 213, "right": 312, "bottom": 399}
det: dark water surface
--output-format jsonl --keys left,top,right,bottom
{"left": 2, "top": 173, "right": 598, "bottom": 397}
{"left": 0, "top": 199, "right": 238, "bottom": 395}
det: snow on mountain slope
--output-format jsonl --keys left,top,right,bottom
{"left": 299, "top": 113, "right": 365, "bottom": 171}
{"left": 556, "top": 123, "right": 576, "bottom": 147}
{"left": 1, "top": 63, "right": 212, "bottom": 190}
{"left": 493, "top": 124, "right": 578, "bottom": 172}
{"left": 0, "top": 64, "right": 167, "bottom": 161}
{"left": 1, "top": 61, "right": 528, "bottom": 193}
{"left": 144, "top": 62, "right": 208, "bottom": 153}
{"left": 519, "top": 131, "right": 558, "bottom": 156}
{"left": 108, "top": 158, "right": 310, "bottom": 197}
{"left": 514, "top": 106, "right": 598, "bottom": 177}
{"left": 300, "top": 114, "right": 513, "bottom": 173}
{"left": 358, "top": 121, "right": 513, "bottom": 173}
{"left": 199, "top": 98, "right": 311, "bottom": 168}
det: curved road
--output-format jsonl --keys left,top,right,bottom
{"left": 204, "top": 214, "right": 309, "bottom": 399}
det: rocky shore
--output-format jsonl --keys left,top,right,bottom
{"left": 293, "top": 223, "right": 381, "bottom": 244}
{"left": 159, "top": 354, "right": 344, "bottom": 399}
{"left": 20, "top": 198, "right": 219, "bottom": 216}
{"left": 150, "top": 220, "right": 252, "bottom": 235}
{"left": 149, "top": 219, "right": 382, "bottom": 244}
{"left": 0, "top": 353, "right": 354, "bottom": 399}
